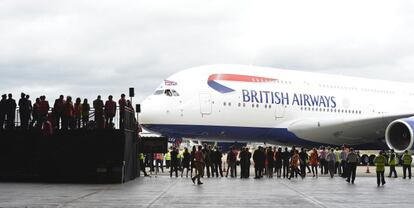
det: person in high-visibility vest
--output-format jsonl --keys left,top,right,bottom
{"left": 335, "top": 147, "right": 342, "bottom": 175}
{"left": 374, "top": 150, "right": 386, "bottom": 186}
{"left": 402, "top": 150, "right": 412, "bottom": 179}
{"left": 139, "top": 153, "right": 149, "bottom": 176}
{"left": 388, "top": 149, "right": 398, "bottom": 178}
{"left": 165, "top": 151, "right": 171, "bottom": 169}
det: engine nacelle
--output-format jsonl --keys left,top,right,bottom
{"left": 385, "top": 118, "right": 414, "bottom": 152}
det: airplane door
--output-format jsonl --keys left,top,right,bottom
{"left": 199, "top": 93, "right": 212, "bottom": 115}
{"left": 275, "top": 104, "right": 285, "bottom": 119}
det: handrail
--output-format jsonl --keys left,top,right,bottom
{"left": 3, "top": 106, "right": 137, "bottom": 131}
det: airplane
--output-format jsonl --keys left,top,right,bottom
{"left": 139, "top": 64, "right": 414, "bottom": 152}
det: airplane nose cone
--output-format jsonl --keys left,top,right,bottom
{"left": 138, "top": 97, "right": 152, "bottom": 125}
{"left": 138, "top": 96, "right": 165, "bottom": 131}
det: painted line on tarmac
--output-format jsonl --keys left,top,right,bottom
{"left": 279, "top": 181, "right": 329, "bottom": 208}
{"left": 146, "top": 178, "right": 179, "bottom": 208}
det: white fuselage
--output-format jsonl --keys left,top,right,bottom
{"left": 139, "top": 64, "right": 414, "bottom": 149}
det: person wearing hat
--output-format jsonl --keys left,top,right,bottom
{"left": 374, "top": 150, "right": 386, "bottom": 186}
{"left": 346, "top": 148, "right": 359, "bottom": 184}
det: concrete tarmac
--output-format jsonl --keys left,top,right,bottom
{"left": 1, "top": 167, "right": 414, "bottom": 208}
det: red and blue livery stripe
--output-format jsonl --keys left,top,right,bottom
{"left": 207, "top": 74, "right": 277, "bottom": 93}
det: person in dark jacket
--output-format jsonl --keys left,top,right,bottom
{"left": 170, "top": 147, "right": 179, "bottom": 177}
{"left": 212, "top": 147, "right": 223, "bottom": 177}
{"left": 226, "top": 146, "right": 237, "bottom": 177}
{"left": 53, "top": 95, "right": 65, "bottom": 129}
{"left": 0, "top": 94, "right": 7, "bottom": 130}
{"left": 181, "top": 147, "right": 191, "bottom": 177}
{"left": 299, "top": 148, "right": 309, "bottom": 178}
{"left": 5, "top": 93, "right": 17, "bottom": 130}
{"left": 239, "top": 147, "right": 248, "bottom": 178}
{"left": 275, "top": 147, "right": 283, "bottom": 178}
{"left": 282, "top": 147, "right": 291, "bottom": 178}
{"left": 81, "top": 98, "right": 90, "bottom": 127}
{"left": 93, "top": 95, "right": 104, "bottom": 128}
{"left": 18, "top": 93, "right": 31, "bottom": 130}
{"left": 202, "top": 144, "right": 212, "bottom": 178}
{"left": 190, "top": 146, "right": 196, "bottom": 178}
{"left": 266, "top": 147, "right": 275, "bottom": 178}
{"left": 253, "top": 146, "right": 265, "bottom": 179}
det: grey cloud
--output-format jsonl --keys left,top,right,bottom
{"left": 1, "top": 0, "right": 414, "bottom": 103}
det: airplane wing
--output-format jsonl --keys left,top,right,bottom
{"left": 287, "top": 113, "right": 414, "bottom": 145}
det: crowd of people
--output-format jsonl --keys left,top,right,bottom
{"left": 139, "top": 144, "right": 413, "bottom": 186}
{"left": 0, "top": 92, "right": 133, "bottom": 131}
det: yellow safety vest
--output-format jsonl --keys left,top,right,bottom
{"left": 374, "top": 155, "right": 385, "bottom": 172}
{"left": 403, "top": 153, "right": 412, "bottom": 166}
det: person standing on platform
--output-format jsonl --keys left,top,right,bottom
{"left": 275, "top": 147, "right": 282, "bottom": 178}
{"left": 170, "top": 147, "right": 179, "bottom": 177}
{"left": 402, "top": 150, "right": 412, "bottom": 179}
{"left": 73, "top": 98, "right": 82, "bottom": 129}
{"left": 212, "top": 147, "right": 223, "bottom": 177}
{"left": 326, "top": 148, "right": 336, "bottom": 178}
{"left": 31, "top": 98, "right": 40, "bottom": 128}
{"left": 346, "top": 148, "right": 359, "bottom": 184}
{"left": 309, "top": 148, "right": 319, "bottom": 177}
{"left": 81, "top": 99, "right": 90, "bottom": 128}
{"left": 388, "top": 149, "right": 398, "bottom": 178}
{"left": 181, "top": 147, "right": 191, "bottom": 177}
{"left": 192, "top": 145, "right": 204, "bottom": 185}
{"left": 0, "top": 94, "right": 7, "bottom": 130}
{"left": 18, "top": 93, "right": 31, "bottom": 130}
{"left": 374, "top": 150, "right": 386, "bottom": 186}
{"left": 62, "top": 96, "right": 74, "bottom": 130}
{"left": 93, "top": 95, "right": 104, "bottom": 128}
{"left": 5, "top": 93, "right": 17, "bottom": 130}
{"left": 38, "top": 95, "right": 49, "bottom": 127}
{"left": 104, "top": 95, "right": 116, "bottom": 128}
{"left": 282, "top": 147, "right": 290, "bottom": 178}
{"left": 53, "top": 95, "right": 65, "bottom": 129}
{"left": 266, "top": 147, "right": 274, "bottom": 178}
{"left": 118, "top": 94, "right": 127, "bottom": 129}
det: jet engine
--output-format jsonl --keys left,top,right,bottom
{"left": 385, "top": 118, "right": 414, "bottom": 152}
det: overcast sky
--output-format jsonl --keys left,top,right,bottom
{"left": 1, "top": 0, "right": 414, "bottom": 103}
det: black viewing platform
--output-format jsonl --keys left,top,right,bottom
{"left": 0, "top": 128, "right": 138, "bottom": 183}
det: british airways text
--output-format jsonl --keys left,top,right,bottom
{"left": 242, "top": 90, "right": 337, "bottom": 108}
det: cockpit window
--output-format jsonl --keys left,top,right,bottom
{"left": 172, "top": 90, "right": 180, "bottom": 96}
{"left": 154, "top": 89, "right": 180, "bottom": 96}
{"left": 153, "top": 90, "right": 164, "bottom": 95}
{"left": 163, "top": 89, "right": 180, "bottom": 97}
{"left": 165, "top": 89, "right": 173, "bottom": 96}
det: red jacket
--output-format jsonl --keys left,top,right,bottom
{"left": 64, "top": 102, "right": 74, "bottom": 117}
{"left": 38, "top": 100, "right": 49, "bottom": 116}
{"left": 105, "top": 100, "right": 116, "bottom": 116}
